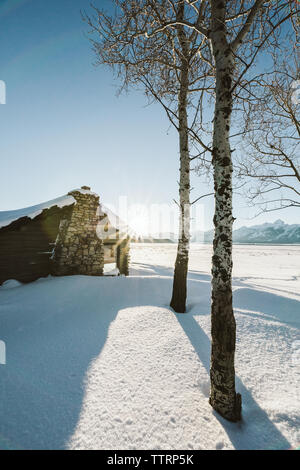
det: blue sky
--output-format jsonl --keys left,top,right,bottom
{"left": 0, "top": 0, "right": 298, "bottom": 231}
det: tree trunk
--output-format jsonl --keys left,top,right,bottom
{"left": 170, "top": 59, "right": 190, "bottom": 314}
{"left": 209, "top": 3, "right": 241, "bottom": 422}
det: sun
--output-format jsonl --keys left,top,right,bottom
{"left": 129, "top": 211, "right": 149, "bottom": 237}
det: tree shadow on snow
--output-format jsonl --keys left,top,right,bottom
{"left": 0, "top": 263, "right": 296, "bottom": 450}
{"left": 0, "top": 272, "right": 187, "bottom": 450}
{"left": 234, "top": 288, "right": 300, "bottom": 326}
{"left": 176, "top": 314, "right": 292, "bottom": 450}
{"left": 130, "top": 262, "right": 211, "bottom": 283}
{"left": 132, "top": 264, "right": 296, "bottom": 449}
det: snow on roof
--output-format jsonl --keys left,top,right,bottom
{"left": 70, "top": 188, "right": 99, "bottom": 197}
{"left": 0, "top": 190, "right": 131, "bottom": 236}
{"left": 0, "top": 194, "right": 76, "bottom": 229}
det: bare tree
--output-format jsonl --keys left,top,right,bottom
{"left": 146, "top": 0, "right": 298, "bottom": 422}
{"left": 85, "top": 0, "right": 299, "bottom": 422}
{"left": 83, "top": 0, "right": 214, "bottom": 313}
{"left": 206, "top": 0, "right": 298, "bottom": 422}
{"left": 237, "top": 47, "right": 300, "bottom": 213}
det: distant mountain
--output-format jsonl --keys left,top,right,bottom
{"left": 194, "top": 219, "right": 300, "bottom": 244}
{"left": 232, "top": 219, "right": 300, "bottom": 244}
{"left": 133, "top": 220, "right": 300, "bottom": 244}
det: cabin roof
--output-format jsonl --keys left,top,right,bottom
{"left": 0, "top": 194, "right": 76, "bottom": 229}
{"left": 0, "top": 191, "right": 130, "bottom": 239}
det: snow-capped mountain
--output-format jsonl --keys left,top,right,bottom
{"left": 232, "top": 219, "right": 300, "bottom": 244}
{"left": 199, "top": 219, "right": 300, "bottom": 244}
{"left": 133, "top": 220, "right": 300, "bottom": 244}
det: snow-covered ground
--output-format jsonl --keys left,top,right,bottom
{"left": 0, "top": 244, "right": 299, "bottom": 450}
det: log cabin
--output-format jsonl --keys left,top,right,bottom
{"left": 0, "top": 187, "right": 130, "bottom": 285}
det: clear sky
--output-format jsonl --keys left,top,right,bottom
{"left": 0, "top": 0, "right": 298, "bottom": 232}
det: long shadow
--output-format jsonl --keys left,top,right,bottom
{"left": 0, "top": 263, "right": 296, "bottom": 450}
{"left": 131, "top": 262, "right": 211, "bottom": 283}
{"left": 234, "top": 288, "right": 300, "bottom": 326}
{"left": 176, "top": 314, "right": 292, "bottom": 450}
{"left": 0, "top": 273, "right": 173, "bottom": 450}
{"left": 138, "top": 262, "right": 296, "bottom": 448}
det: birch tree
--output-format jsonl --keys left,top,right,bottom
{"left": 85, "top": 0, "right": 299, "bottom": 422}
{"left": 206, "top": 0, "right": 298, "bottom": 422}
{"left": 84, "top": 1, "right": 214, "bottom": 313}
{"left": 149, "top": 0, "right": 298, "bottom": 421}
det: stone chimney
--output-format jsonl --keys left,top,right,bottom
{"left": 52, "top": 188, "right": 104, "bottom": 276}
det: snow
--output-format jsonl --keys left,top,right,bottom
{"left": 0, "top": 244, "right": 299, "bottom": 450}
{"left": 103, "top": 263, "right": 120, "bottom": 276}
{"left": 72, "top": 188, "right": 99, "bottom": 197}
{"left": 0, "top": 195, "right": 75, "bottom": 229}
{"left": 0, "top": 193, "right": 130, "bottom": 240}
{"left": 0, "top": 279, "right": 23, "bottom": 290}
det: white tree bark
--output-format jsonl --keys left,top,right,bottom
{"left": 170, "top": 6, "right": 191, "bottom": 314}
{"left": 170, "top": 66, "right": 190, "bottom": 313}
{"left": 209, "top": 1, "right": 241, "bottom": 422}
